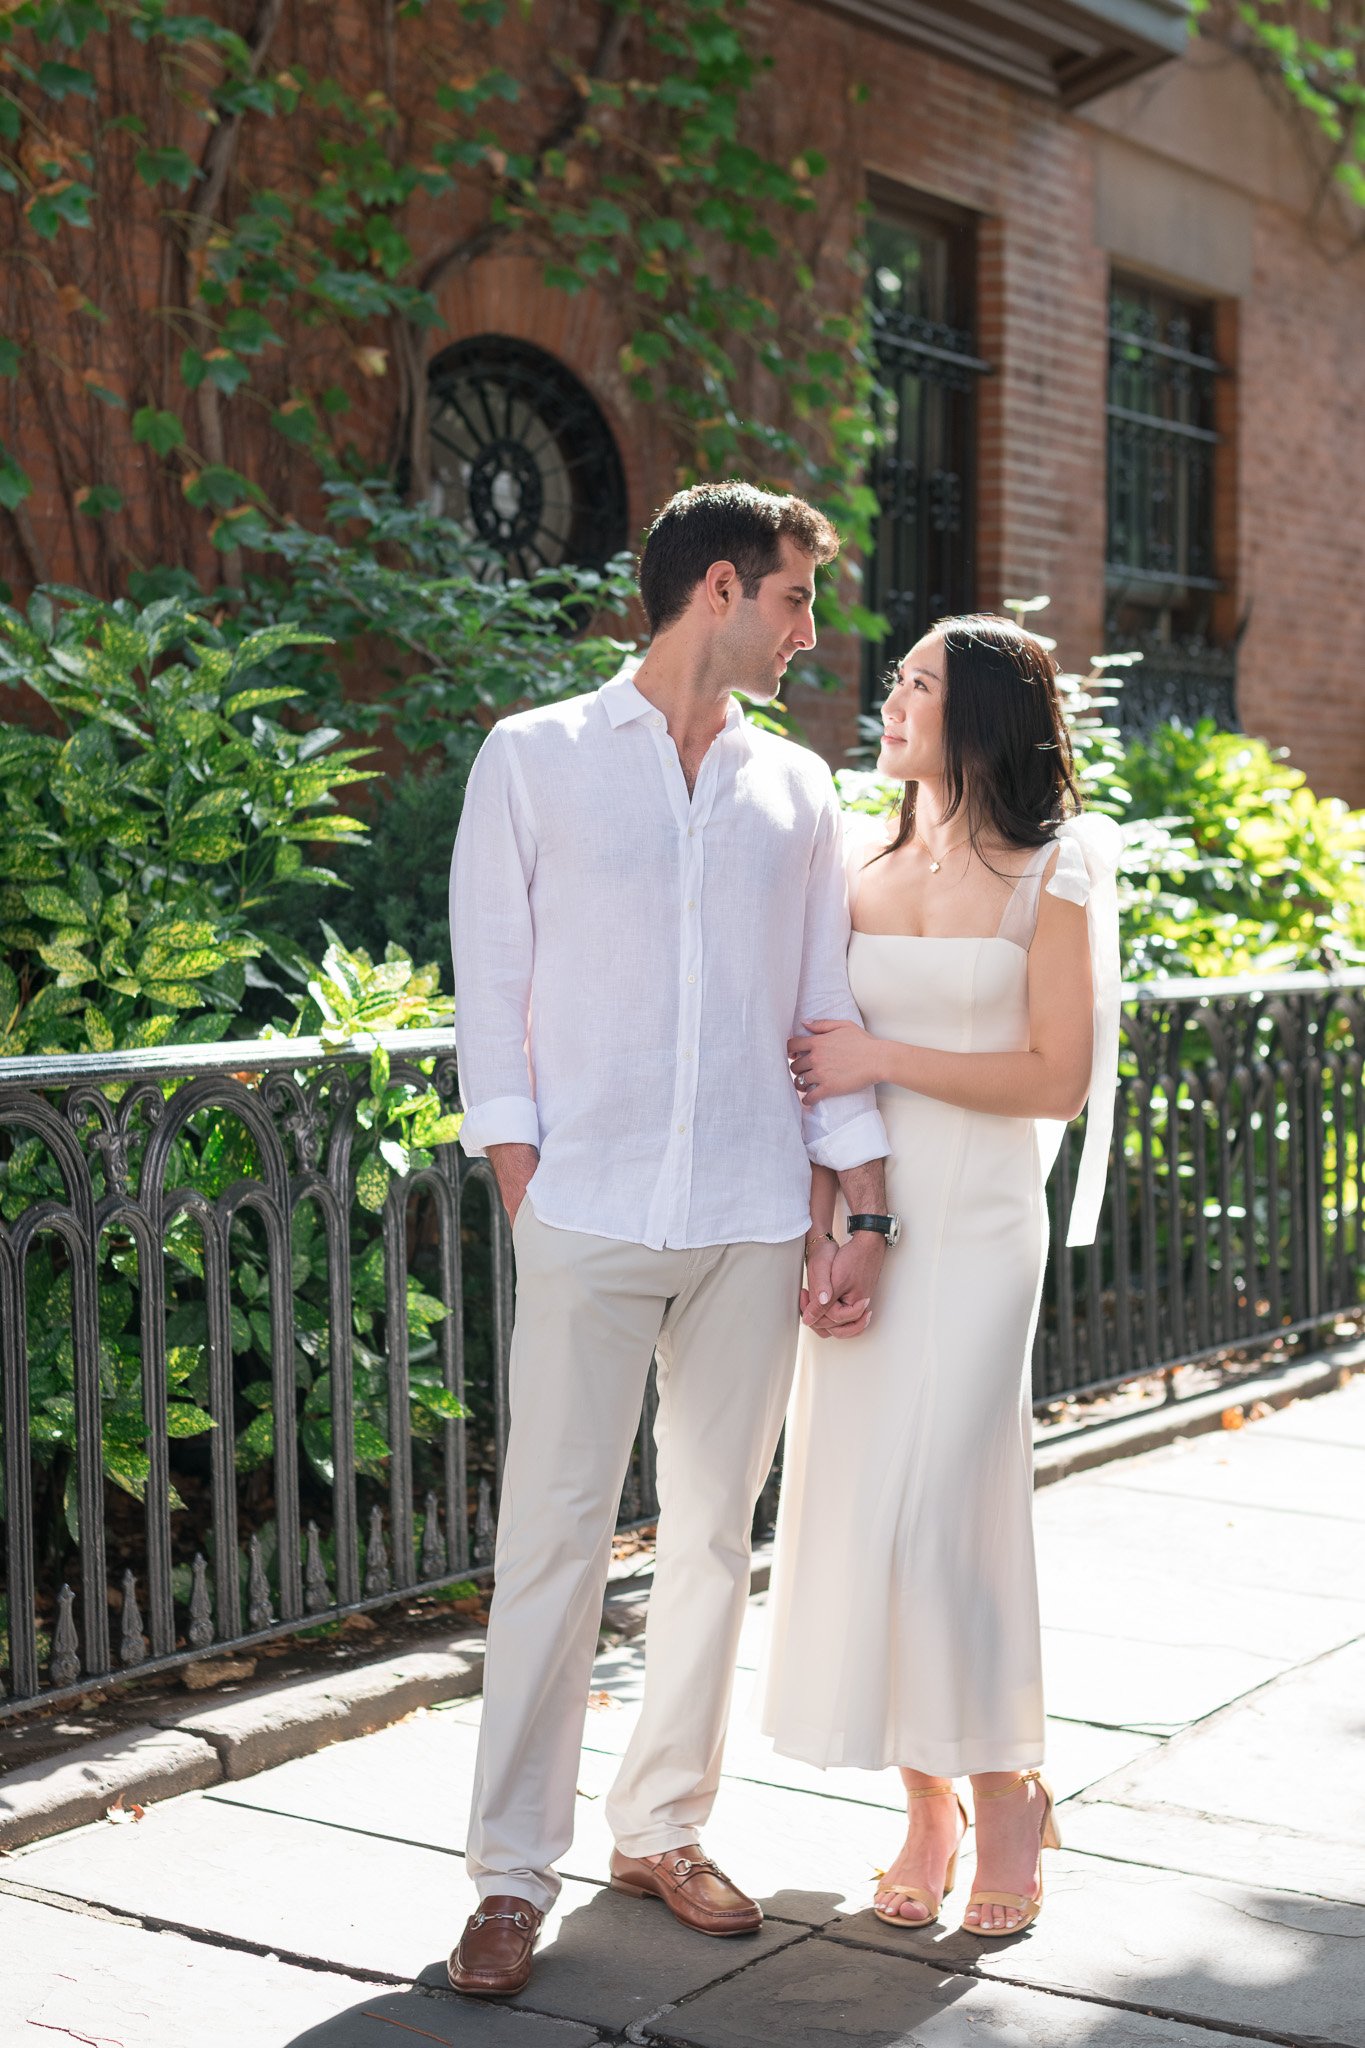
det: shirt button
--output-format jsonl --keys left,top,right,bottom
{"left": 687, "top": 827, "right": 695, "bottom": 838}
{"left": 682, "top": 1050, "right": 693, "bottom": 1061}
{"left": 686, "top": 900, "right": 695, "bottom": 911}
{"left": 687, "top": 974, "right": 696, "bottom": 985}
{"left": 652, "top": 714, "right": 664, "bottom": 729}
{"left": 677, "top": 1122, "right": 686, "bottom": 1134}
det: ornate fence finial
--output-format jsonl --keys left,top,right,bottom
{"left": 50, "top": 1583, "right": 80, "bottom": 1687}
{"left": 420, "top": 1492, "right": 446, "bottom": 1580}
{"left": 473, "top": 1478, "right": 496, "bottom": 1568}
{"left": 187, "top": 1553, "right": 214, "bottom": 1648}
{"left": 119, "top": 1570, "right": 146, "bottom": 1666}
{"left": 304, "top": 1521, "right": 331, "bottom": 1614}
{"left": 247, "top": 1534, "right": 274, "bottom": 1631}
{"left": 363, "top": 1505, "right": 391, "bottom": 1598}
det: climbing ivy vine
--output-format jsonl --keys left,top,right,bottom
{"left": 1192, "top": 0, "right": 1365, "bottom": 211}
{"left": 0, "top": 0, "right": 875, "bottom": 609}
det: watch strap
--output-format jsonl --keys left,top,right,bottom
{"left": 847, "top": 1213, "right": 894, "bottom": 1235}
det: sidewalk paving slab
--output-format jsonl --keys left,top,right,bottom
{"left": 1061, "top": 1634, "right": 1365, "bottom": 1905}
{"left": 4, "top": 1375, "right": 1361, "bottom": 2047}
{"left": 289, "top": 1991, "right": 602, "bottom": 2048}
{"left": 1073, "top": 1635, "right": 1365, "bottom": 1845}
{"left": 640, "top": 1936, "right": 1278, "bottom": 2048}
{"left": 824, "top": 1852, "right": 1365, "bottom": 2048}
{"left": 9, "top": 1794, "right": 484, "bottom": 1979}
{"left": 1062, "top": 1800, "right": 1365, "bottom": 1909}
{"left": 0, "top": 1889, "right": 412, "bottom": 2048}
{"left": 1036, "top": 1550, "right": 1365, "bottom": 1664}
{"left": 1036, "top": 1625, "right": 1286, "bottom": 1734}
{"left": 288, "top": 1990, "right": 597, "bottom": 2039}
{"left": 415, "top": 1895, "right": 807, "bottom": 2036}
{"left": 1084, "top": 1427, "right": 1365, "bottom": 1521}
{"left": 1251, "top": 1383, "right": 1365, "bottom": 1448}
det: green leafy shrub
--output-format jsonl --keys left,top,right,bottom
{"left": 0, "top": 589, "right": 372, "bottom": 1056}
{"left": 271, "top": 750, "right": 480, "bottom": 981}
{"left": 0, "top": 589, "right": 473, "bottom": 1580}
{"left": 1115, "top": 721, "right": 1365, "bottom": 978}
{"left": 214, "top": 482, "right": 640, "bottom": 758}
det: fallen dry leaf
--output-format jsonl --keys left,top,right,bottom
{"left": 360, "top": 2011, "right": 456, "bottom": 2044}
{"left": 106, "top": 1793, "right": 146, "bottom": 1825}
{"left": 1247, "top": 1400, "right": 1273, "bottom": 1421}
{"left": 586, "top": 1691, "right": 615, "bottom": 1711}
{"left": 181, "top": 1656, "right": 257, "bottom": 1691}
{"left": 341, "top": 1611, "right": 379, "bottom": 1634}
{"left": 1220, "top": 1406, "right": 1245, "bottom": 1430}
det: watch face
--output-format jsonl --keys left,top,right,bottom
{"left": 886, "top": 1215, "right": 901, "bottom": 1248}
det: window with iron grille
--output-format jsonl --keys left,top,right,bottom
{"left": 862, "top": 201, "right": 985, "bottom": 714}
{"left": 426, "top": 334, "right": 628, "bottom": 583}
{"left": 1105, "top": 276, "right": 1237, "bottom": 735}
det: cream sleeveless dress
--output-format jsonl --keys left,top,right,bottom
{"left": 760, "top": 813, "right": 1122, "bottom": 1777}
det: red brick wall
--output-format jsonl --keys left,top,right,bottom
{"left": 1232, "top": 205, "right": 1365, "bottom": 802}
{"left": 6, "top": 1, "right": 1363, "bottom": 803}
{"left": 768, "top": 3, "right": 1110, "bottom": 769}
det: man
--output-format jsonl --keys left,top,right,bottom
{"left": 447, "top": 481, "right": 893, "bottom": 1997}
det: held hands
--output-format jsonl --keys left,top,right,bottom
{"left": 800, "top": 1229, "right": 882, "bottom": 1341}
{"left": 788, "top": 1020, "right": 881, "bottom": 1106}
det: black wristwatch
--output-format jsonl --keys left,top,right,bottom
{"left": 847, "top": 1212, "right": 901, "bottom": 1248}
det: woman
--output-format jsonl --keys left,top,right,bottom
{"left": 761, "top": 614, "right": 1120, "bottom": 1937}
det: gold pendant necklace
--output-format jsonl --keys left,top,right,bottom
{"left": 924, "top": 835, "right": 971, "bottom": 874}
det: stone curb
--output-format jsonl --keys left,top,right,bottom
{"left": 0, "top": 1725, "right": 220, "bottom": 1851}
{"left": 147, "top": 1635, "right": 487, "bottom": 1779}
{"left": 2, "top": 1346, "right": 1356, "bottom": 1854}
{"left": 1031, "top": 1343, "right": 1363, "bottom": 1490}
{"left": 0, "top": 1636, "right": 484, "bottom": 1853}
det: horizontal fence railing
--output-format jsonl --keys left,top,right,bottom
{"left": 2, "top": 970, "right": 1362, "bottom": 1715}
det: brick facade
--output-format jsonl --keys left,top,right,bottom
{"left": 419, "top": 7, "right": 1365, "bottom": 800}
{"left": 4, "top": 7, "right": 1362, "bottom": 798}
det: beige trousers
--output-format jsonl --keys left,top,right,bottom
{"left": 465, "top": 1199, "right": 805, "bottom": 1910}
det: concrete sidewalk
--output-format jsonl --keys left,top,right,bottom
{"left": 1, "top": 1377, "right": 1361, "bottom": 2048}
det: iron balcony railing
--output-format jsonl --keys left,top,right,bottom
{"left": 3, "top": 969, "right": 1363, "bottom": 1716}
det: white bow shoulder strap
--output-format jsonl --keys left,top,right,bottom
{"left": 1047, "top": 814, "right": 1124, "bottom": 1248}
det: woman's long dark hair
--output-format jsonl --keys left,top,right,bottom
{"left": 874, "top": 612, "right": 1082, "bottom": 865}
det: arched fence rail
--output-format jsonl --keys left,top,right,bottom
{"left": 2, "top": 970, "right": 1362, "bottom": 1716}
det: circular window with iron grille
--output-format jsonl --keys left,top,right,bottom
{"left": 426, "top": 335, "right": 629, "bottom": 580}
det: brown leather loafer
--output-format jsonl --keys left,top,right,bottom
{"left": 447, "top": 1894, "right": 543, "bottom": 1997}
{"left": 609, "top": 1846, "right": 763, "bottom": 1936}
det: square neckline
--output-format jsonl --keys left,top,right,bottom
{"left": 848, "top": 832, "right": 1058, "bottom": 950}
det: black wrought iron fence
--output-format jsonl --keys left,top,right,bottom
{"left": 1035, "top": 970, "right": 1365, "bottom": 1400}
{"left": 3, "top": 971, "right": 1363, "bottom": 1717}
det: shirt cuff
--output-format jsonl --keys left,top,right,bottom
{"left": 458, "top": 1094, "right": 541, "bottom": 1159}
{"left": 806, "top": 1108, "right": 890, "bottom": 1173}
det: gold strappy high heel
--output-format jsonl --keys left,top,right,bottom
{"left": 962, "top": 1769, "right": 1061, "bottom": 1937}
{"left": 873, "top": 1781, "right": 969, "bottom": 1928}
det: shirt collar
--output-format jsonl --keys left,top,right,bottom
{"left": 598, "top": 666, "right": 750, "bottom": 740}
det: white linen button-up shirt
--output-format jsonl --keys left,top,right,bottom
{"left": 449, "top": 670, "right": 888, "bottom": 1250}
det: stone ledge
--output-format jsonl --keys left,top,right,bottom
{"left": 148, "top": 1636, "right": 486, "bottom": 1779}
{"left": 0, "top": 1725, "right": 221, "bottom": 1851}
{"left": 1032, "top": 1347, "right": 1361, "bottom": 1490}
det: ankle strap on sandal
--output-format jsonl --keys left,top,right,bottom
{"left": 905, "top": 1781, "right": 957, "bottom": 1800}
{"left": 974, "top": 1769, "right": 1043, "bottom": 1802}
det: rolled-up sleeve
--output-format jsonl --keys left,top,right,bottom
{"left": 795, "top": 786, "right": 890, "bottom": 1170}
{"left": 449, "top": 724, "right": 540, "bottom": 1158}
